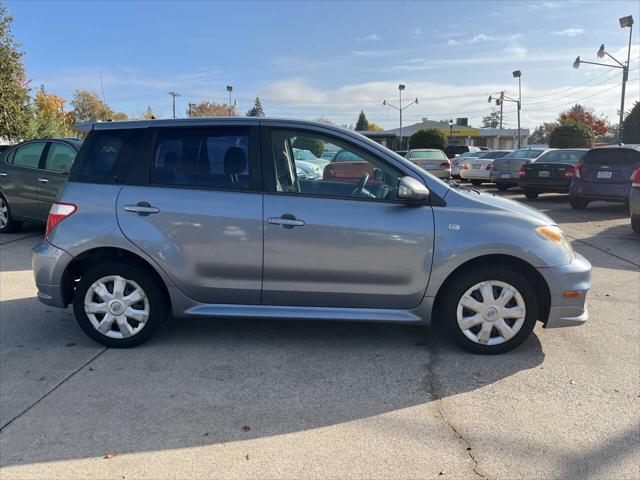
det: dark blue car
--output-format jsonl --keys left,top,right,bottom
{"left": 569, "top": 145, "right": 640, "bottom": 209}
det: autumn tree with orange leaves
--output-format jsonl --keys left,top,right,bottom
{"left": 28, "top": 86, "right": 70, "bottom": 138}
{"left": 544, "top": 104, "right": 611, "bottom": 138}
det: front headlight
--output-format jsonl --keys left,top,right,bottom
{"left": 536, "top": 225, "right": 575, "bottom": 259}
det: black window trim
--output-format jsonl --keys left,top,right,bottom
{"left": 145, "top": 125, "right": 262, "bottom": 193}
{"left": 261, "top": 125, "right": 431, "bottom": 206}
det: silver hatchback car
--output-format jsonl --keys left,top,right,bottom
{"left": 32, "top": 118, "right": 591, "bottom": 354}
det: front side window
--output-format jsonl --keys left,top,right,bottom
{"left": 152, "top": 127, "right": 250, "bottom": 189}
{"left": 11, "top": 142, "right": 46, "bottom": 168}
{"left": 270, "top": 129, "right": 402, "bottom": 201}
{"left": 44, "top": 143, "right": 77, "bottom": 172}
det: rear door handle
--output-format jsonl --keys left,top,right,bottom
{"left": 123, "top": 202, "right": 160, "bottom": 215}
{"left": 267, "top": 215, "right": 305, "bottom": 228}
{"left": 0, "top": 172, "right": 7, "bottom": 177}
{"left": 37, "top": 177, "right": 49, "bottom": 183}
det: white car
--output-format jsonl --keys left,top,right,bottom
{"left": 452, "top": 151, "right": 485, "bottom": 178}
{"left": 460, "top": 150, "right": 511, "bottom": 185}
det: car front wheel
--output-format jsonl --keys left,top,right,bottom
{"left": 440, "top": 266, "right": 538, "bottom": 354}
{"left": 524, "top": 189, "right": 539, "bottom": 199}
{"left": 73, "top": 262, "right": 168, "bottom": 348}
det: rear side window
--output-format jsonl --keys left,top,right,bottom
{"left": 71, "top": 129, "right": 145, "bottom": 183}
{"left": 151, "top": 127, "right": 250, "bottom": 190}
{"left": 536, "top": 150, "right": 585, "bottom": 164}
{"left": 10, "top": 142, "right": 46, "bottom": 168}
{"left": 409, "top": 150, "right": 447, "bottom": 160}
{"left": 44, "top": 143, "right": 76, "bottom": 172}
{"left": 583, "top": 148, "right": 640, "bottom": 165}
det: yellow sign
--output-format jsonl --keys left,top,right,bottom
{"left": 440, "top": 128, "right": 480, "bottom": 137}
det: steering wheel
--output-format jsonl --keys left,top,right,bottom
{"left": 351, "top": 172, "right": 375, "bottom": 198}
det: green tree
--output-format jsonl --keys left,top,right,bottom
{"left": 548, "top": 122, "right": 594, "bottom": 148}
{"left": 189, "top": 100, "right": 237, "bottom": 117}
{"left": 481, "top": 110, "right": 500, "bottom": 129}
{"left": 0, "top": 4, "right": 30, "bottom": 141}
{"left": 28, "top": 85, "right": 66, "bottom": 138}
{"left": 621, "top": 101, "right": 639, "bottom": 144}
{"left": 292, "top": 136, "right": 324, "bottom": 157}
{"left": 409, "top": 128, "right": 446, "bottom": 150}
{"left": 246, "top": 97, "right": 265, "bottom": 117}
{"left": 529, "top": 125, "right": 548, "bottom": 145}
{"left": 355, "top": 110, "right": 369, "bottom": 131}
{"left": 71, "top": 89, "right": 127, "bottom": 122}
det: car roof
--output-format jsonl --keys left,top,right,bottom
{"left": 592, "top": 144, "right": 640, "bottom": 151}
{"left": 407, "top": 148, "right": 443, "bottom": 152}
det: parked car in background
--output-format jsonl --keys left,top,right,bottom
{"left": 569, "top": 145, "right": 640, "bottom": 209}
{"left": 294, "top": 148, "right": 328, "bottom": 169}
{"left": 460, "top": 150, "right": 511, "bottom": 185}
{"left": 452, "top": 151, "right": 485, "bottom": 178}
{"left": 405, "top": 149, "right": 451, "bottom": 179}
{"left": 1, "top": 138, "right": 81, "bottom": 233}
{"left": 395, "top": 150, "right": 408, "bottom": 157}
{"left": 630, "top": 167, "right": 640, "bottom": 234}
{"left": 320, "top": 150, "right": 338, "bottom": 161}
{"left": 444, "top": 145, "right": 481, "bottom": 159}
{"left": 32, "top": 118, "right": 591, "bottom": 355}
{"left": 518, "top": 149, "right": 588, "bottom": 199}
{"left": 491, "top": 148, "right": 550, "bottom": 191}
{"left": 296, "top": 159, "right": 322, "bottom": 180}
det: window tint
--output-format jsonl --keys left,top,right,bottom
{"left": 408, "top": 150, "right": 447, "bottom": 160}
{"left": 152, "top": 127, "right": 250, "bottom": 190}
{"left": 479, "top": 151, "right": 509, "bottom": 159}
{"left": 536, "top": 149, "right": 586, "bottom": 164}
{"left": 583, "top": 148, "right": 640, "bottom": 165}
{"left": 270, "top": 129, "right": 403, "bottom": 201}
{"left": 503, "top": 149, "right": 546, "bottom": 159}
{"left": 72, "top": 129, "right": 144, "bottom": 183}
{"left": 44, "top": 143, "right": 76, "bottom": 172}
{"left": 11, "top": 142, "right": 46, "bottom": 168}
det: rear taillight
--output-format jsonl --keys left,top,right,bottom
{"left": 485, "top": 163, "right": 493, "bottom": 170}
{"left": 574, "top": 162, "right": 583, "bottom": 179}
{"left": 519, "top": 166, "right": 526, "bottom": 177}
{"left": 632, "top": 168, "right": 640, "bottom": 187}
{"left": 46, "top": 203, "right": 76, "bottom": 238}
{"left": 564, "top": 166, "right": 576, "bottom": 179}
{"left": 461, "top": 163, "right": 469, "bottom": 170}
{"left": 440, "top": 161, "right": 451, "bottom": 168}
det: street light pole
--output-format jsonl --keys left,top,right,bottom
{"left": 383, "top": 84, "right": 418, "bottom": 150}
{"left": 572, "top": 15, "right": 633, "bottom": 142}
{"left": 513, "top": 70, "right": 522, "bottom": 149}
{"left": 448, "top": 119, "right": 454, "bottom": 144}
{"left": 168, "top": 91, "right": 180, "bottom": 119}
{"left": 226, "top": 85, "right": 233, "bottom": 115}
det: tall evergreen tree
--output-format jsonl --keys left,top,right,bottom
{"left": 621, "top": 101, "right": 639, "bottom": 144}
{"left": 355, "top": 110, "right": 369, "bottom": 131}
{"left": 246, "top": 97, "right": 265, "bottom": 117}
{"left": 0, "top": 4, "right": 30, "bottom": 141}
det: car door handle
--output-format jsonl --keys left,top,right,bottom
{"left": 37, "top": 177, "right": 49, "bottom": 183}
{"left": 123, "top": 203, "right": 160, "bottom": 215}
{"left": 267, "top": 216, "right": 305, "bottom": 228}
{"left": 0, "top": 172, "right": 7, "bottom": 177}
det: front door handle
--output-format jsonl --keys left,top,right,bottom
{"left": 0, "top": 172, "right": 7, "bottom": 177}
{"left": 37, "top": 177, "right": 49, "bottom": 183}
{"left": 267, "top": 214, "right": 305, "bottom": 228}
{"left": 123, "top": 202, "right": 160, "bottom": 215}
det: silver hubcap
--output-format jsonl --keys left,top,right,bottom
{"left": 456, "top": 280, "right": 526, "bottom": 346}
{"left": 84, "top": 275, "right": 150, "bottom": 339}
{"left": 0, "top": 198, "right": 8, "bottom": 228}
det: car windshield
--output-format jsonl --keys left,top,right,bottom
{"left": 457, "top": 151, "right": 483, "bottom": 159}
{"left": 409, "top": 150, "right": 447, "bottom": 160}
{"left": 502, "top": 149, "right": 546, "bottom": 159}
{"left": 535, "top": 149, "right": 586, "bottom": 164}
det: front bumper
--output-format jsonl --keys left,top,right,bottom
{"left": 32, "top": 241, "right": 73, "bottom": 308}
{"left": 537, "top": 253, "right": 592, "bottom": 328}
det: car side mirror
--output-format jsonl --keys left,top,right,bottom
{"left": 397, "top": 176, "right": 430, "bottom": 202}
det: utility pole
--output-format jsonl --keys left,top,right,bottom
{"left": 498, "top": 91, "right": 504, "bottom": 129}
{"left": 188, "top": 102, "right": 194, "bottom": 118}
{"left": 513, "top": 70, "right": 522, "bottom": 149}
{"left": 382, "top": 84, "right": 418, "bottom": 150}
{"left": 168, "top": 91, "right": 180, "bottom": 119}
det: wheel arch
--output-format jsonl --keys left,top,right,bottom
{"left": 431, "top": 254, "right": 551, "bottom": 325}
{"left": 61, "top": 246, "right": 172, "bottom": 307}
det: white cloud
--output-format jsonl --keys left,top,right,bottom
{"left": 356, "top": 33, "right": 381, "bottom": 42}
{"left": 446, "top": 33, "right": 523, "bottom": 47}
{"left": 554, "top": 27, "right": 584, "bottom": 37}
{"left": 411, "top": 28, "right": 422, "bottom": 36}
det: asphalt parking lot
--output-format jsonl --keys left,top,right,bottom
{"left": 0, "top": 186, "right": 638, "bottom": 480}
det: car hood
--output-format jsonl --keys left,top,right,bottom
{"left": 448, "top": 187, "right": 554, "bottom": 225}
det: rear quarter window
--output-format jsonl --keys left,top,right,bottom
{"left": 583, "top": 148, "right": 640, "bottom": 165}
{"left": 69, "top": 129, "right": 145, "bottom": 184}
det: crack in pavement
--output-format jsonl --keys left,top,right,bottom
{"left": 424, "top": 341, "right": 494, "bottom": 480}
{"left": 0, "top": 347, "right": 108, "bottom": 433}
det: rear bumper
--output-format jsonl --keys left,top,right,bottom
{"left": 32, "top": 241, "right": 72, "bottom": 308}
{"left": 570, "top": 180, "right": 630, "bottom": 202}
{"left": 519, "top": 178, "right": 570, "bottom": 192}
{"left": 427, "top": 169, "right": 451, "bottom": 179}
{"left": 460, "top": 169, "right": 491, "bottom": 180}
{"left": 491, "top": 171, "right": 518, "bottom": 185}
{"left": 537, "top": 253, "right": 592, "bottom": 328}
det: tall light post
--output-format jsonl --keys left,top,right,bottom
{"left": 226, "top": 85, "right": 233, "bottom": 115}
{"left": 512, "top": 70, "right": 522, "bottom": 148}
{"left": 448, "top": 119, "right": 454, "bottom": 144}
{"left": 573, "top": 15, "right": 633, "bottom": 142}
{"left": 168, "top": 91, "right": 180, "bottom": 119}
{"left": 383, "top": 84, "right": 418, "bottom": 150}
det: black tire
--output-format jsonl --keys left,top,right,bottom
{"left": 439, "top": 265, "right": 538, "bottom": 354}
{"left": 569, "top": 196, "right": 589, "bottom": 209}
{"left": 524, "top": 190, "right": 539, "bottom": 199}
{"left": 0, "top": 194, "right": 23, "bottom": 234}
{"left": 471, "top": 179, "right": 482, "bottom": 186}
{"left": 73, "top": 262, "right": 168, "bottom": 348}
{"left": 496, "top": 184, "right": 510, "bottom": 192}
{"left": 632, "top": 215, "right": 640, "bottom": 234}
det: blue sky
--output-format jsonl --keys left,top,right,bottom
{"left": 7, "top": 0, "right": 640, "bottom": 129}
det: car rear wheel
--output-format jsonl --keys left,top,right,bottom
{"left": 569, "top": 196, "right": 589, "bottom": 209}
{"left": 471, "top": 179, "right": 482, "bottom": 186}
{"left": 440, "top": 266, "right": 538, "bottom": 354}
{"left": 632, "top": 215, "right": 640, "bottom": 234}
{"left": 73, "top": 262, "right": 168, "bottom": 348}
{"left": 524, "top": 190, "right": 539, "bottom": 199}
{"left": 0, "top": 195, "right": 23, "bottom": 234}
